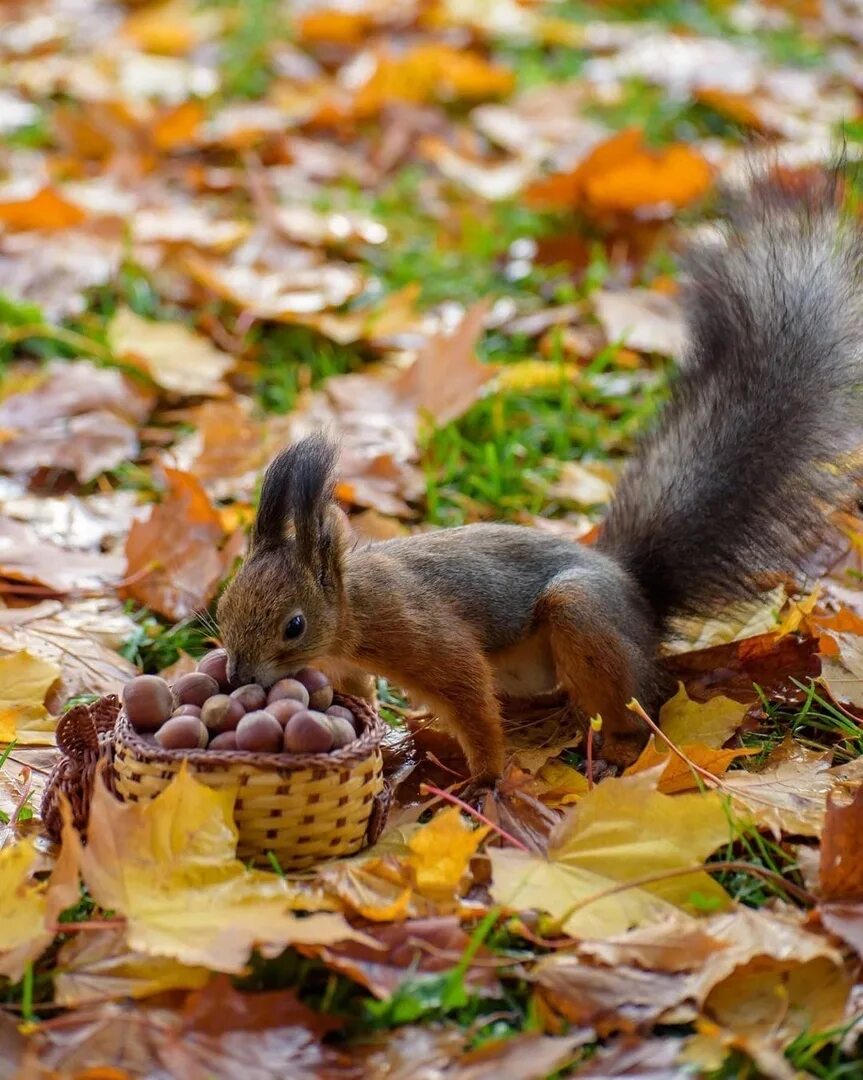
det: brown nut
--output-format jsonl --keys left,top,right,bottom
{"left": 123, "top": 675, "right": 173, "bottom": 733}
{"left": 173, "top": 672, "right": 219, "bottom": 707}
{"left": 267, "top": 678, "right": 309, "bottom": 708}
{"left": 283, "top": 710, "right": 334, "bottom": 754}
{"left": 326, "top": 705, "right": 356, "bottom": 731}
{"left": 172, "top": 703, "right": 202, "bottom": 718}
{"left": 196, "top": 648, "right": 231, "bottom": 690}
{"left": 155, "top": 716, "right": 209, "bottom": 750}
{"left": 230, "top": 684, "right": 267, "bottom": 712}
{"left": 267, "top": 698, "right": 307, "bottom": 727}
{"left": 294, "top": 668, "right": 333, "bottom": 711}
{"left": 324, "top": 715, "right": 357, "bottom": 749}
{"left": 209, "top": 730, "right": 238, "bottom": 751}
{"left": 200, "top": 694, "right": 245, "bottom": 733}
{"left": 236, "top": 711, "right": 283, "bottom": 753}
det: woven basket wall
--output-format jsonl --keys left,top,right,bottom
{"left": 111, "top": 694, "right": 386, "bottom": 869}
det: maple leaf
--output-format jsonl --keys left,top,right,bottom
{"left": 55, "top": 928, "right": 211, "bottom": 1007}
{"left": 107, "top": 307, "right": 235, "bottom": 397}
{"left": 120, "top": 468, "right": 242, "bottom": 620}
{"left": 0, "top": 649, "right": 61, "bottom": 744}
{"left": 489, "top": 769, "right": 731, "bottom": 938}
{"left": 63, "top": 765, "right": 371, "bottom": 973}
{"left": 0, "top": 834, "right": 78, "bottom": 981}
{"left": 658, "top": 683, "right": 750, "bottom": 749}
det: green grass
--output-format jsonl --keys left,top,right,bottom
{"left": 743, "top": 681, "right": 863, "bottom": 767}
{"left": 423, "top": 349, "right": 669, "bottom": 526}
{"left": 119, "top": 606, "right": 217, "bottom": 672}
{"left": 253, "top": 324, "right": 366, "bottom": 414}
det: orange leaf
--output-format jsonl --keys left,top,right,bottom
{"left": 120, "top": 469, "right": 239, "bottom": 620}
{"left": 296, "top": 9, "right": 376, "bottom": 44}
{"left": 526, "top": 129, "right": 712, "bottom": 217}
{"left": 625, "top": 737, "right": 757, "bottom": 794}
{"left": 0, "top": 188, "right": 86, "bottom": 231}
{"left": 151, "top": 100, "right": 205, "bottom": 152}
{"left": 354, "top": 45, "right": 513, "bottom": 117}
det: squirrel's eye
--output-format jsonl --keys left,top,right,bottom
{"left": 283, "top": 614, "right": 306, "bottom": 641}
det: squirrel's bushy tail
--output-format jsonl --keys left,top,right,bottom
{"left": 598, "top": 177, "right": 863, "bottom": 627}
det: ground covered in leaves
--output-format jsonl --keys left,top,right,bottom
{"left": 2, "top": 0, "right": 863, "bottom": 1077}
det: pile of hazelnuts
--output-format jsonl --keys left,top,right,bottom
{"left": 121, "top": 649, "right": 360, "bottom": 755}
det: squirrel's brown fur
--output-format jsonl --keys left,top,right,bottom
{"left": 217, "top": 179, "right": 863, "bottom": 783}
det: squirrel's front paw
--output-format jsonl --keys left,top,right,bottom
{"left": 577, "top": 757, "right": 619, "bottom": 783}
{"left": 458, "top": 775, "right": 499, "bottom": 810}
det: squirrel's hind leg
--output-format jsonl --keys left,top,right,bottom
{"left": 538, "top": 578, "right": 652, "bottom": 768}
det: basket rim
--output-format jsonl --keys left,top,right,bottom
{"left": 114, "top": 692, "right": 385, "bottom": 773}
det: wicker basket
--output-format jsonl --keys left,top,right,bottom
{"left": 44, "top": 694, "right": 388, "bottom": 870}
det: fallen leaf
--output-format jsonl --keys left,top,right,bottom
{"left": 820, "top": 630, "right": 863, "bottom": 706}
{"left": 658, "top": 684, "right": 750, "bottom": 749}
{"left": 394, "top": 301, "right": 496, "bottom": 427}
{"left": 527, "top": 128, "right": 712, "bottom": 217}
{"left": 0, "top": 359, "right": 153, "bottom": 482}
{"left": 543, "top": 460, "right": 616, "bottom": 509}
{"left": 107, "top": 306, "right": 235, "bottom": 397}
{"left": 0, "top": 601, "right": 137, "bottom": 707}
{"left": 0, "top": 186, "right": 86, "bottom": 230}
{"left": 353, "top": 45, "right": 513, "bottom": 117}
{"left": 625, "top": 737, "right": 756, "bottom": 794}
{"left": 405, "top": 806, "right": 490, "bottom": 903}
{"left": 593, "top": 288, "right": 686, "bottom": 357}
{"left": 64, "top": 766, "right": 371, "bottom": 972}
{"left": 0, "top": 833, "right": 78, "bottom": 980}
{"left": 0, "top": 516, "right": 124, "bottom": 597}
{"left": 818, "top": 785, "right": 863, "bottom": 956}
{"left": 120, "top": 468, "right": 241, "bottom": 620}
{"left": 489, "top": 770, "right": 730, "bottom": 938}
{"left": 55, "top": 929, "right": 211, "bottom": 1007}
{"left": 0, "top": 649, "right": 61, "bottom": 743}
{"left": 303, "top": 916, "right": 501, "bottom": 999}
{"left": 721, "top": 741, "right": 835, "bottom": 837}
{"left": 447, "top": 1032, "right": 588, "bottom": 1080}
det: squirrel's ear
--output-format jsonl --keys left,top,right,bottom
{"left": 253, "top": 434, "right": 343, "bottom": 580}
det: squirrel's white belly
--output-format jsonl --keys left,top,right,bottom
{"left": 490, "top": 629, "right": 558, "bottom": 697}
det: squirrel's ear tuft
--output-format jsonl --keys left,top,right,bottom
{"left": 253, "top": 433, "right": 339, "bottom": 554}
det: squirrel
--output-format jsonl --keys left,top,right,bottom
{"left": 217, "top": 177, "right": 863, "bottom": 785}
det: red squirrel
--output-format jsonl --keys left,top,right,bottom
{"left": 217, "top": 178, "right": 863, "bottom": 784}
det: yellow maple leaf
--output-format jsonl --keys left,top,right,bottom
{"left": 659, "top": 683, "right": 749, "bottom": 749}
{"left": 406, "top": 806, "right": 490, "bottom": 903}
{"left": 0, "top": 649, "right": 62, "bottom": 744}
{"left": 107, "top": 307, "right": 235, "bottom": 397}
{"left": 63, "top": 765, "right": 370, "bottom": 972}
{"left": 489, "top": 770, "right": 731, "bottom": 938}
{"left": 0, "top": 836, "right": 78, "bottom": 981}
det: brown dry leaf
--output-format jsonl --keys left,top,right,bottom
{"left": 20, "top": 993, "right": 350, "bottom": 1080}
{"left": 0, "top": 601, "right": 136, "bottom": 706}
{"left": 181, "top": 398, "right": 269, "bottom": 489}
{"left": 0, "top": 359, "right": 154, "bottom": 482}
{"left": 184, "top": 251, "right": 366, "bottom": 323}
{"left": 820, "top": 630, "right": 863, "bottom": 706}
{"left": 395, "top": 301, "right": 496, "bottom": 427}
{"left": 107, "top": 306, "right": 236, "bottom": 397}
{"left": 288, "top": 370, "right": 424, "bottom": 518}
{"left": 120, "top": 468, "right": 241, "bottom": 620}
{"left": 543, "top": 460, "right": 616, "bottom": 509}
{"left": 448, "top": 1032, "right": 588, "bottom": 1080}
{"left": 593, "top": 288, "right": 686, "bottom": 357}
{"left": 0, "top": 186, "right": 86, "bottom": 230}
{"left": 818, "top": 786, "right": 863, "bottom": 955}
{"left": 64, "top": 766, "right": 371, "bottom": 972}
{"left": 303, "top": 916, "right": 501, "bottom": 999}
{"left": 55, "top": 929, "right": 211, "bottom": 1007}
{"left": 721, "top": 740, "right": 836, "bottom": 837}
